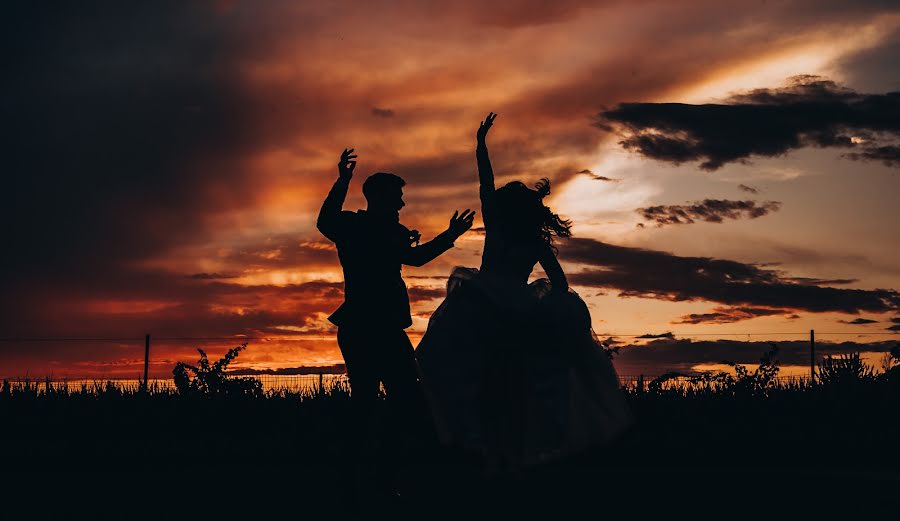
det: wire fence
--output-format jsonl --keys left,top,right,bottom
{"left": 1, "top": 374, "right": 349, "bottom": 393}
{"left": 2, "top": 373, "right": 821, "bottom": 395}
{"left": 2, "top": 332, "right": 898, "bottom": 342}
{"left": 0, "top": 330, "right": 896, "bottom": 388}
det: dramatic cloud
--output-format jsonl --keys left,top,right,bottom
{"left": 3, "top": 0, "right": 899, "bottom": 376}
{"left": 675, "top": 307, "right": 792, "bottom": 324}
{"left": 407, "top": 286, "right": 447, "bottom": 302}
{"left": 785, "top": 277, "right": 857, "bottom": 285}
{"left": 190, "top": 273, "right": 240, "bottom": 280}
{"left": 843, "top": 144, "right": 900, "bottom": 166}
{"left": 578, "top": 169, "right": 620, "bottom": 182}
{"left": 0, "top": 270, "right": 349, "bottom": 377}
{"left": 598, "top": 76, "right": 900, "bottom": 170}
{"left": 371, "top": 107, "right": 395, "bottom": 118}
{"left": 615, "top": 338, "right": 897, "bottom": 375}
{"left": 230, "top": 363, "right": 347, "bottom": 375}
{"left": 637, "top": 199, "right": 781, "bottom": 226}
{"left": 839, "top": 317, "right": 878, "bottom": 324}
{"left": 2, "top": 2, "right": 272, "bottom": 281}
{"left": 738, "top": 184, "right": 759, "bottom": 194}
{"left": 562, "top": 238, "right": 900, "bottom": 314}
{"left": 636, "top": 332, "right": 675, "bottom": 339}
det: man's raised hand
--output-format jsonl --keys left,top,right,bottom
{"left": 408, "top": 229, "right": 422, "bottom": 247}
{"left": 338, "top": 148, "right": 357, "bottom": 179}
{"left": 447, "top": 209, "right": 476, "bottom": 239}
{"left": 476, "top": 112, "right": 497, "bottom": 144}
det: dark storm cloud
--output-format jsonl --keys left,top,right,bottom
{"left": 371, "top": 107, "right": 395, "bottom": 118}
{"left": 738, "top": 184, "right": 759, "bottom": 194}
{"left": 784, "top": 277, "right": 857, "bottom": 285}
{"left": 1, "top": 1, "right": 282, "bottom": 280}
{"left": 675, "top": 306, "right": 791, "bottom": 325}
{"left": 578, "top": 169, "right": 620, "bottom": 182}
{"left": 843, "top": 144, "right": 900, "bottom": 166}
{"left": 615, "top": 338, "right": 897, "bottom": 375}
{"left": 838, "top": 317, "right": 878, "bottom": 325}
{"left": 888, "top": 324, "right": 900, "bottom": 331}
{"left": 189, "top": 273, "right": 240, "bottom": 280}
{"left": 636, "top": 199, "right": 781, "bottom": 226}
{"left": 407, "top": 286, "right": 447, "bottom": 302}
{"left": 561, "top": 238, "right": 900, "bottom": 314}
{"left": 636, "top": 332, "right": 675, "bottom": 339}
{"left": 597, "top": 76, "right": 900, "bottom": 170}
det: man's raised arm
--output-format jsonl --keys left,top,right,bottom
{"left": 402, "top": 209, "right": 476, "bottom": 267}
{"left": 317, "top": 148, "right": 356, "bottom": 242}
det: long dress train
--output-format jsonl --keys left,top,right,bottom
{"left": 415, "top": 267, "right": 632, "bottom": 468}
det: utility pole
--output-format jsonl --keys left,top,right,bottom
{"left": 809, "top": 329, "right": 815, "bottom": 383}
{"left": 142, "top": 333, "right": 150, "bottom": 392}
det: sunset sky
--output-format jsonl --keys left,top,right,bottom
{"left": 3, "top": 0, "right": 899, "bottom": 377}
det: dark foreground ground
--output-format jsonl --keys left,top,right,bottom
{"left": 2, "top": 380, "right": 899, "bottom": 519}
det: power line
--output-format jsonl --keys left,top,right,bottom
{"left": 0, "top": 331, "right": 896, "bottom": 342}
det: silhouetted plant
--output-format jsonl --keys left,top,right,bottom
{"left": 648, "top": 371, "right": 690, "bottom": 392}
{"left": 878, "top": 344, "right": 900, "bottom": 388}
{"left": 173, "top": 343, "right": 262, "bottom": 397}
{"left": 879, "top": 352, "right": 896, "bottom": 373}
{"left": 718, "top": 343, "right": 781, "bottom": 396}
{"left": 817, "top": 352, "right": 876, "bottom": 386}
{"left": 688, "top": 370, "right": 732, "bottom": 391}
{"left": 887, "top": 344, "right": 900, "bottom": 371}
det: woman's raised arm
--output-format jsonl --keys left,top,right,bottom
{"left": 476, "top": 112, "right": 497, "bottom": 228}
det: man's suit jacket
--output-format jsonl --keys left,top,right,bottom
{"left": 317, "top": 176, "right": 455, "bottom": 330}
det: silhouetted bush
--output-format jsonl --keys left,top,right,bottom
{"left": 172, "top": 343, "right": 263, "bottom": 397}
{"left": 666, "top": 343, "right": 783, "bottom": 396}
{"left": 725, "top": 343, "right": 781, "bottom": 395}
{"left": 647, "top": 371, "right": 690, "bottom": 392}
{"left": 817, "top": 352, "right": 876, "bottom": 387}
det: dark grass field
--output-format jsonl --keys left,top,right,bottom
{"left": 2, "top": 373, "right": 899, "bottom": 519}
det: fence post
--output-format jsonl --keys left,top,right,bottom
{"left": 142, "top": 333, "right": 150, "bottom": 392}
{"left": 809, "top": 329, "right": 815, "bottom": 383}
{"left": 318, "top": 370, "right": 324, "bottom": 396}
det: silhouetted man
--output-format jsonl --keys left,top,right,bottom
{"left": 317, "top": 148, "right": 474, "bottom": 469}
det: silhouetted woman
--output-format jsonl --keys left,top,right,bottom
{"left": 416, "top": 113, "right": 632, "bottom": 471}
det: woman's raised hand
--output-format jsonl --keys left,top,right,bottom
{"left": 477, "top": 112, "right": 497, "bottom": 144}
{"left": 338, "top": 148, "right": 357, "bottom": 179}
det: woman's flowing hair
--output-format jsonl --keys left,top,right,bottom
{"left": 494, "top": 178, "right": 572, "bottom": 249}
